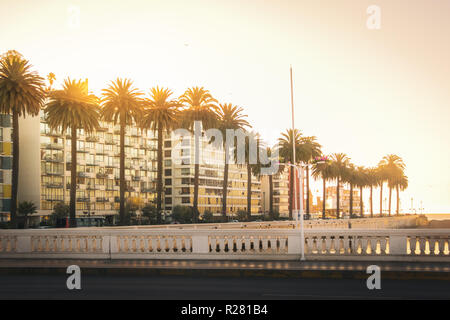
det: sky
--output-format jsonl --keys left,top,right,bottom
{"left": 1, "top": 0, "right": 449, "bottom": 213}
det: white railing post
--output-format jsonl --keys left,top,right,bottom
{"left": 288, "top": 234, "right": 301, "bottom": 255}
{"left": 389, "top": 234, "right": 408, "bottom": 255}
{"left": 192, "top": 234, "right": 209, "bottom": 254}
{"left": 16, "top": 235, "right": 31, "bottom": 253}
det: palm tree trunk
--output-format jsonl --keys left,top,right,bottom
{"left": 193, "top": 163, "right": 199, "bottom": 222}
{"left": 379, "top": 183, "right": 383, "bottom": 217}
{"left": 360, "top": 186, "right": 363, "bottom": 217}
{"left": 349, "top": 183, "right": 353, "bottom": 217}
{"left": 11, "top": 111, "right": 19, "bottom": 228}
{"left": 306, "top": 165, "right": 310, "bottom": 214}
{"left": 336, "top": 178, "right": 340, "bottom": 219}
{"left": 396, "top": 185, "right": 400, "bottom": 215}
{"left": 247, "top": 164, "right": 251, "bottom": 221}
{"left": 269, "top": 174, "right": 273, "bottom": 214}
{"left": 156, "top": 125, "right": 163, "bottom": 224}
{"left": 289, "top": 167, "right": 294, "bottom": 219}
{"left": 322, "top": 178, "right": 326, "bottom": 219}
{"left": 370, "top": 186, "right": 373, "bottom": 217}
{"left": 119, "top": 118, "right": 126, "bottom": 225}
{"left": 69, "top": 125, "right": 77, "bottom": 228}
{"left": 388, "top": 187, "right": 392, "bottom": 216}
{"left": 222, "top": 160, "right": 229, "bottom": 219}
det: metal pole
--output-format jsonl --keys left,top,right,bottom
{"left": 290, "top": 66, "right": 297, "bottom": 222}
{"left": 299, "top": 165, "right": 305, "bottom": 261}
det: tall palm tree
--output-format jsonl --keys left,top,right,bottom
{"left": 379, "top": 154, "right": 406, "bottom": 216}
{"left": 216, "top": 103, "right": 250, "bottom": 220}
{"left": 141, "top": 87, "right": 180, "bottom": 224}
{"left": 311, "top": 156, "right": 333, "bottom": 219}
{"left": 366, "top": 167, "right": 378, "bottom": 217}
{"left": 355, "top": 166, "right": 369, "bottom": 217}
{"left": 45, "top": 78, "right": 100, "bottom": 227}
{"left": 343, "top": 163, "right": 357, "bottom": 217}
{"left": 376, "top": 164, "right": 388, "bottom": 216}
{"left": 179, "top": 87, "right": 218, "bottom": 221}
{"left": 0, "top": 51, "right": 46, "bottom": 227}
{"left": 394, "top": 173, "right": 408, "bottom": 215}
{"left": 330, "top": 153, "right": 350, "bottom": 219}
{"left": 278, "top": 129, "right": 302, "bottom": 219}
{"left": 101, "top": 78, "right": 143, "bottom": 225}
{"left": 245, "top": 133, "right": 264, "bottom": 220}
{"left": 299, "top": 136, "right": 322, "bottom": 216}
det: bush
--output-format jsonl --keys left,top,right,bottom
{"left": 171, "top": 205, "right": 194, "bottom": 224}
{"left": 201, "top": 210, "right": 214, "bottom": 223}
{"left": 236, "top": 210, "right": 248, "bottom": 222}
{"left": 141, "top": 204, "right": 158, "bottom": 224}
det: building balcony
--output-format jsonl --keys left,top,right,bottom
{"left": 42, "top": 143, "right": 64, "bottom": 150}
{"left": 96, "top": 173, "right": 109, "bottom": 179}
{"left": 45, "top": 183, "right": 63, "bottom": 189}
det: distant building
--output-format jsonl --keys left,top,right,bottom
{"left": 325, "top": 186, "right": 360, "bottom": 216}
{"left": 0, "top": 114, "right": 12, "bottom": 221}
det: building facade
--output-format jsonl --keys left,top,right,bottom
{"left": 325, "top": 186, "right": 361, "bottom": 216}
{"left": 163, "top": 132, "right": 261, "bottom": 216}
{"left": 0, "top": 114, "right": 12, "bottom": 221}
{"left": 18, "top": 111, "right": 158, "bottom": 218}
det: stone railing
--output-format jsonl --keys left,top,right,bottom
{"left": 0, "top": 227, "right": 448, "bottom": 262}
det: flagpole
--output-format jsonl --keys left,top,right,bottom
{"left": 290, "top": 65, "right": 305, "bottom": 261}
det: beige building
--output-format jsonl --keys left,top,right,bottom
{"left": 18, "top": 111, "right": 158, "bottom": 219}
{"left": 163, "top": 132, "right": 261, "bottom": 216}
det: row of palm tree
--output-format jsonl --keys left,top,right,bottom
{"left": 0, "top": 51, "right": 409, "bottom": 228}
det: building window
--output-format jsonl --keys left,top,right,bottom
{"left": 165, "top": 178, "right": 172, "bottom": 185}
{"left": 164, "top": 150, "right": 171, "bottom": 157}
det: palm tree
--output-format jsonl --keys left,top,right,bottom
{"left": 330, "top": 153, "right": 350, "bottom": 219}
{"left": 141, "top": 87, "right": 180, "bottom": 224}
{"left": 18, "top": 201, "right": 37, "bottom": 229}
{"left": 366, "top": 167, "right": 378, "bottom": 217}
{"left": 216, "top": 103, "right": 250, "bottom": 220}
{"left": 376, "top": 163, "right": 389, "bottom": 216}
{"left": 45, "top": 78, "right": 100, "bottom": 227}
{"left": 244, "top": 133, "right": 264, "bottom": 220}
{"left": 379, "top": 154, "right": 406, "bottom": 216}
{"left": 278, "top": 129, "right": 302, "bottom": 219}
{"left": 311, "top": 156, "right": 333, "bottom": 219}
{"left": 179, "top": 87, "right": 218, "bottom": 221}
{"left": 299, "top": 136, "right": 322, "bottom": 216}
{"left": 343, "top": 163, "right": 357, "bottom": 217}
{"left": 394, "top": 173, "right": 408, "bottom": 215}
{"left": 101, "top": 78, "right": 143, "bottom": 225}
{"left": 355, "top": 166, "right": 369, "bottom": 217}
{"left": 0, "top": 51, "right": 46, "bottom": 227}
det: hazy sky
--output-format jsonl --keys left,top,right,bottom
{"left": 1, "top": 0, "right": 449, "bottom": 212}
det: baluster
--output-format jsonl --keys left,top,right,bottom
{"left": 329, "top": 237, "right": 336, "bottom": 254}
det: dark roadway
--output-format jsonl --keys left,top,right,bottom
{"left": 0, "top": 273, "right": 449, "bottom": 299}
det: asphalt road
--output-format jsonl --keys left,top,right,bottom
{"left": 0, "top": 273, "right": 449, "bottom": 299}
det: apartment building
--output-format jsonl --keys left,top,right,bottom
{"left": 18, "top": 111, "right": 158, "bottom": 218}
{"left": 0, "top": 114, "right": 12, "bottom": 221}
{"left": 325, "top": 186, "right": 361, "bottom": 215}
{"left": 261, "top": 167, "right": 290, "bottom": 216}
{"left": 163, "top": 132, "right": 262, "bottom": 216}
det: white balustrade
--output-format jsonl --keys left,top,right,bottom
{"left": 0, "top": 227, "right": 448, "bottom": 261}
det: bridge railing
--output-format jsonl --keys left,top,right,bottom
{"left": 0, "top": 228, "right": 448, "bottom": 261}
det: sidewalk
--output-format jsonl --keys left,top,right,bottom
{"left": 1, "top": 259, "right": 449, "bottom": 280}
